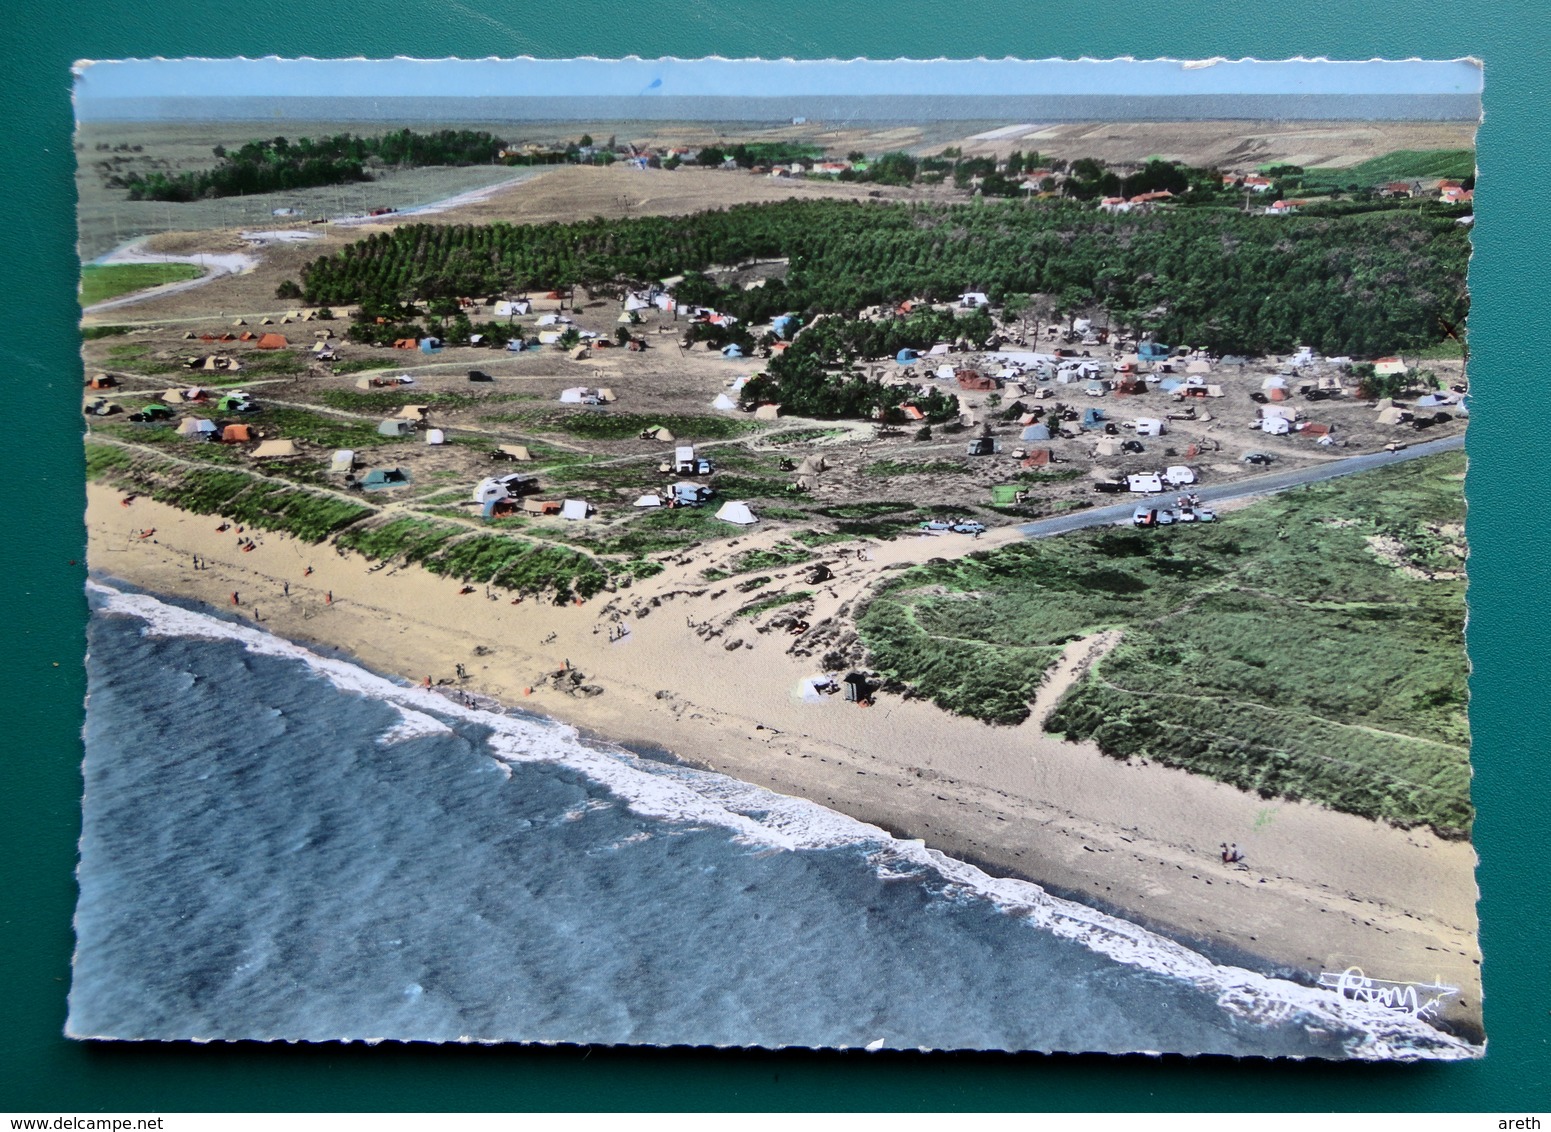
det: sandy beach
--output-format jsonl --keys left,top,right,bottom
{"left": 87, "top": 482, "right": 1483, "bottom": 1036}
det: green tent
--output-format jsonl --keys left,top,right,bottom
{"left": 990, "top": 484, "right": 1021, "bottom": 506}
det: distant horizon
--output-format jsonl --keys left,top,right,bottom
{"left": 74, "top": 58, "right": 1482, "bottom": 123}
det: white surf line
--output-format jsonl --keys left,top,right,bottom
{"left": 83, "top": 238, "right": 258, "bottom": 315}
{"left": 87, "top": 578, "right": 1481, "bottom": 1060}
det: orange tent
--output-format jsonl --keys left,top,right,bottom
{"left": 393, "top": 338, "right": 419, "bottom": 350}
{"left": 220, "top": 424, "right": 253, "bottom": 443}
{"left": 238, "top": 331, "right": 256, "bottom": 341}
{"left": 1022, "top": 449, "right": 1052, "bottom": 467}
{"left": 256, "top": 333, "right": 289, "bottom": 350}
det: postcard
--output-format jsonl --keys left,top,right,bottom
{"left": 70, "top": 56, "right": 1481, "bottom": 1058}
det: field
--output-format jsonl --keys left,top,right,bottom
{"left": 80, "top": 263, "right": 202, "bottom": 305}
{"left": 1302, "top": 148, "right": 1476, "bottom": 189}
{"left": 858, "top": 451, "right": 1470, "bottom": 835}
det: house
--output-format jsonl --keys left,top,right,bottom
{"left": 715, "top": 500, "right": 758, "bottom": 525}
{"left": 1378, "top": 180, "right": 1423, "bottom": 199}
{"left": 1243, "top": 175, "right": 1273, "bottom": 193}
{"left": 1098, "top": 196, "right": 1131, "bottom": 213}
{"left": 1441, "top": 186, "right": 1474, "bottom": 204}
{"left": 256, "top": 333, "right": 288, "bottom": 350}
{"left": 250, "top": 439, "right": 297, "bottom": 459}
{"left": 958, "top": 291, "right": 990, "bottom": 308}
{"left": 377, "top": 419, "right": 415, "bottom": 437}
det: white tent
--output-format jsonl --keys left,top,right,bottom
{"left": 425, "top": 429, "right": 446, "bottom": 445}
{"left": 497, "top": 444, "right": 532, "bottom": 461}
{"left": 176, "top": 417, "right": 216, "bottom": 437}
{"left": 1186, "top": 359, "right": 1211, "bottom": 374}
{"left": 1374, "top": 358, "right": 1408, "bottom": 376}
{"left": 935, "top": 365, "right": 956, "bottom": 381}
{"left": 396, "top": 404, "right": 430, "bottom": 420}
{"left": 538, "top": 331, "right": 562, "bottom": 345}
{"left": 928, "top": 343, "right": 952, "bottom": 356}
{"left": 1134, "top": 418, "right": 1165, "bottom": 437}
{"left": 561, "top": 499, "right": 591, "bottom": 521}
{"left": 1092, "top": 437, "right": 1123, "bottom": 457}
{"left": 715, "top": 500, "right": 758, "bottom": 525}
{"left": 559, "top": 387, "right": 587, "bottom": 404}
{"left": 1259, "top": 417, "right": 1292, "bottom": 435}
{"left": 633, "top": 494, "right": 663, "bottom": 508}
{"left": 712, "top": 393, "right": 737, "bottom": 410}
{"left": 537, "top": 313, "right": 563, "bottom": 327}
{"left": 330, "top": 450, "right": 355, "bottom": 474}
{"left": 1262, "top": 375, "right": 1288, "bottom": 390}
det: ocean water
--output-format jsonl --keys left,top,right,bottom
{"left": 69, "top": 581, "right": 1476, "bottom": 1058}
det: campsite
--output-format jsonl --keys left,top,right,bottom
{"left": 76, "top": 109, "right": 1482, "bottom": 1048}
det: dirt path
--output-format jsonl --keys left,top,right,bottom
{"left": 83, "top": 238, "right": 259, "bottom": 315}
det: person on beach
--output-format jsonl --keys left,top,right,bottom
{"left": 231, "top": 592, "right": 239, "bottom": 606}
{"left": 325, "top": 591, "right": 332, "bottom": 604}
{"left": 424, "top": 676, "right": 432, "bottom": 688}
{"left": 304, "top": 566, "right": 313, "bottom": 577}
{"left": 283, "top": 581, "right": 289, "bottom": 597}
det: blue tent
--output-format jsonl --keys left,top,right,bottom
{"left": 772, "top": 314, "right": 797, "bottom": 339}
{"left": 1158, "top": 377, "right": 1183, "bottom": 392}
{"left": 896, "top": 349, "right": 919, "bottom": 364}
{"left": 1020, "top": 423, "right": 1050, "bottom": 441}
{"left": 721, "top": 344, "right": 744, "bottom": 358}
{"left": 1081, "top": 407, "right": 1107, "bottom": 429}
{"left": 420, "top": 337, "right": 443, "bottom": 354}
{"left": 506, "top": 339, "right": 525, "bottom": 352}
{"left": 1138, "top": 341, "right": 1171, "bottom": 361}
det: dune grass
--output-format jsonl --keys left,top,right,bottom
{"left": 857, "top": 452, "right": 1471, "bottom": 834}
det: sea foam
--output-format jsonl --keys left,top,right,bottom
{"left": 87, "top": 580, "right": 1480, "bottom": 1060}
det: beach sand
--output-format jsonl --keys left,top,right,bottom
{"left": 87, "top": 483, "right": 1483, "bottom": 1035}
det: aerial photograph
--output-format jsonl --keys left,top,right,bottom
{"left": 70, "top": 57, "right": 1480, "bottom": 1058}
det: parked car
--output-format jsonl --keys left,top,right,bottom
{"left": 919, "top": 519, "right": 953, "bottom": 531}
{"left": 1177, "top": 508, "right": 1217, "bottom": 523}
{"left": 1121, "top": 440, "right": 1146, "bottom": 454}
{"left": 1133, "top": 506, "right": 1178, "bottom": 527}
{"left": 1093, "top": 481, "right": 1127, "bottom": 494}
{"left": 468, "top": 370, "right": 493, "bottom": 382}
{"left": 1241, "top": 451, "right": 1275, "bottom": 465}
{"left": 950, "top": 520, "right": 986, "bottom": 535}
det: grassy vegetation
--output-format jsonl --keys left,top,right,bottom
{"left": 863, "top": 458, "right": 971, "bottom": 477}
{"left": 81, "top": 325, "right": 134, "bottom": 340}
{"left": 722, "top": 541, "right": 814, "bottom": 575}
{"left": 81, "top": 263, "right": 202, "bottom": 306}
{"left": 489, "top": 410, "right": 762, "bottom": 441}
{"left": 87, "top": 446, "right": 373, "bottom": 542}
{"left": 737, "top": 590, "right": 813, "bottom": 618}
{"left": 249, "top": 405, "right": 410, "bottom": 449}
{"left": 315, "top": 389, "right": 530, "bottom": 413}
{"left": 335, "top": 516, "right": 462, "bottom": 563}
{"left": 328, "top": 359, "right": 398, "bottom": 376}
{"left": 857, "top": 452, "right": 1470, "bottom": 834}
{"left": 1301, "top": 149, "right": 1475, "bottom": 190}
{"left": 1411, "top": 338, "right": 1468, "bottom": 361}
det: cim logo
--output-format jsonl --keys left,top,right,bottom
{"left": 1317, "top": 967, "right": 1457, "bottom": 1019}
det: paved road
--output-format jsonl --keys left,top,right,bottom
{"left": 1017, "top": 433, "right": 1466, "bottom": 540}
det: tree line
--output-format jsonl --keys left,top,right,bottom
{"left": 113, "top": 129, "right": 519, "bottom": 202}
{"left": 295, "top": 197, "right": 1468, "bottom": 360}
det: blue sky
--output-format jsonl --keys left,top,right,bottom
{"left": 75, "top": 56, "right": 1482, "bottom": 105}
